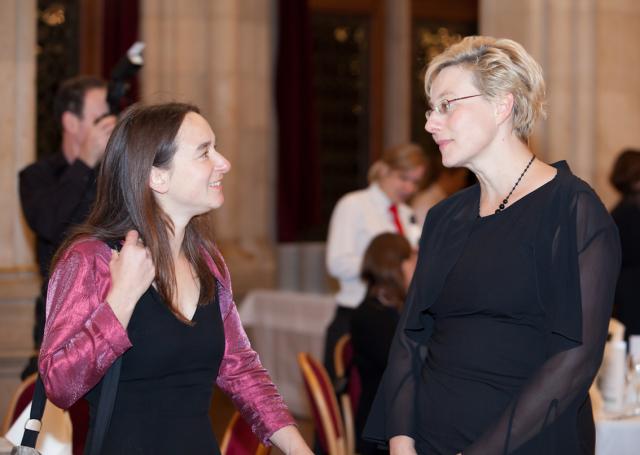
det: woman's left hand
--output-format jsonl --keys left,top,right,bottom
{"left": 269, "top": 425, "right": 313, "bottom": 455}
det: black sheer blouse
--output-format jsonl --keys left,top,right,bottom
{"left": 363, "top": 161, "right": 621, "bottom": 454}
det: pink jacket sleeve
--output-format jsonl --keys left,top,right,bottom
{"left": 38, "top": 239, "right": 131, "bottom": 409}
{"left": 208, "top": 251, "right": 295, "bottom": 444}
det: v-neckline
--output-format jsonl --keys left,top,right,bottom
{"left": 149, "top": 285, "right": 200, "bottom": 323}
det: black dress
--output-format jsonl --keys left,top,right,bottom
{"left": 363, "top": 162, "right": 621, "bottom": 455}
{"left": 351, "top": 297, "right": 399, "bottom": 455}
{"left": 86, "top": 286, "right": 225, "bottom": 455}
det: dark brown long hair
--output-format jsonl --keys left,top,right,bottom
{"left": 53, "top": 102, "right": 225, "bottom": 323}
{"left": 361, "top": 233, "right": 412, "bottom": 310}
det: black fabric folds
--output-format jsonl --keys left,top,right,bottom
{"left": 363, "top": 161, "right": 621, "bottom": 454}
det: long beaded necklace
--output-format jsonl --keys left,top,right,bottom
{"left": 492, "top": 155, "right": 535, "bottom": 214}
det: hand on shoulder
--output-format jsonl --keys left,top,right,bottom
{"left": 106, "top": 230, "right": 155, "bottom": 328}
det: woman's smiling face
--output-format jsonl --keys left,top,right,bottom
{"left": 155, "top": 112, "right": 231, "bottom": 222}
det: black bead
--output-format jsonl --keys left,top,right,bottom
{"left": 492, "top": 155, "right": 535, "bottom": 213}
{"left": 495, "top": 209, "right": 501, "bottom": 214}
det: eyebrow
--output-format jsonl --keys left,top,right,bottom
{"left": 430, "top": 90, "right": 455, "bottom": 103}
{"left": 196, "top": 141, "right": 212, "bottom": 152}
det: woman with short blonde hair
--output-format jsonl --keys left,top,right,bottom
{"left": 424, "top": 35, "right": 546, "bottom": 143}
{"left": 365, "top": 36, "right": 620, "bottom": 455}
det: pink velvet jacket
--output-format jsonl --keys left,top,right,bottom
{"left": 39, "top": 238, "right": 294, "bottom": 444}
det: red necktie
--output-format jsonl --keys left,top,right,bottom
{"left": 389, "top": 204, "right": 404, "bottom": 236}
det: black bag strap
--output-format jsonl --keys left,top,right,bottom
{"left": 83, "top": 239, "right": 126, "bottom": 454}
{"left": 18, "top": 376, "right": 46, "bottom": 448}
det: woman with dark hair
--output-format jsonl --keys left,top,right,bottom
{"left": 610, "top": 149, "right": 640, "bottom": 337}
{"left": 38, "top": 103, "right": 311, "bottom": 454}
{"left": 351, "top": 233, "right": 416, "bottom": 455}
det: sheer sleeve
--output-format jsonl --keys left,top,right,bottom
{"left": 362, "top": 210, "right": 438, "bottom": 444}
{"left": 463, "top": 190, "right": 621, "bottom": 454}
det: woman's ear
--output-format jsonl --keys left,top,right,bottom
{"left": 149, "top": 166, "right": 169, "bottom": 194}
{"left": 494, "top": 92, "right": 515, "bottom": 125}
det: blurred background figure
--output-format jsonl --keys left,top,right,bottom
{"left": 323, "top": 143, "right": 426, "bottom": 380}
{"left": 411, "top": 160, "right": 471, "bottom": 228}
{"left": 350, "top": 232, "right": 416, "bottom": 455}
{"left": 610, "top": 149, "right": 640, "bottom": 339}
{"left": 18, "top": 75, "right": 117, "bottom": 379}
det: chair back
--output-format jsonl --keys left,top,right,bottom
{"left": 298, "top": 352, "right": 347, "bottom": 455}
{"left": 1, "top": 373, "right": 37, "bottom": 434}
{"left": 333, "top": 335, "right": 361, "bottom": 455}
{"left": 220, "top": 411, "right": 271, "bottom": 455}
{"left": 334, "top": 334, "right": 361, "bottom": 413}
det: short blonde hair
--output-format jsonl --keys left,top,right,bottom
{"left": 424, "top": 36, "right": 546, "bottom": 142}
{"left": 368, "top": 143, "right": 427, "bottom": 183}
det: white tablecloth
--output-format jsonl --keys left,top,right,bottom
{"left": 238, "top": 289, "right": 336, "bottom": 416}
{"left": 591, "top": 385, "right": 640, "bottom": 455}
{"left": 595, "top": 413, "right": 640, "bottom": 455}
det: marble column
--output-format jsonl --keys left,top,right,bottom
{"left": 383, "top": 0, "right": 412, "bottom": 149}
{"left": 141, "top": 0, "right": 277, "bottom": 294}
{"left": 595, "top": 0, "right": 640, "bottom": 206}
{"left": 481, "top": 0, "right": 640, "bottom": 207}
{"left": 0, "top": 0, "right": 39, "bottom": 420}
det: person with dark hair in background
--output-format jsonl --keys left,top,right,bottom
{"left": 38, "top": 102, "right": 311, "bottom": 454}
{"left": 364, "top": 36, "right": 620, "bottom": 455}
{"left": 351, "top": 233, "right": 416, "bottom": 455}
{"left": 19, "top": 75, "right": 117, "bottom": 378}
{"left": 610, "top": 149, "right": 640, "bottom": 338}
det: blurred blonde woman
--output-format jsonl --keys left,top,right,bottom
{"left": 324, "top": 143, "right": 426, "bottom": 380}
{"left": 364, "top": 36, "right": 620, "bottom": 455}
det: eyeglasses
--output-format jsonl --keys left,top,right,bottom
{"left": 426, "top": 94, "right": 483, "bottom": 119}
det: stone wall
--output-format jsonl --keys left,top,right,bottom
{"left": 481, "top": 0, "right": 640, "bottom": 208}
{"left": 141, "top": 0, "right": 278, "bottom": 294}
{"left": 0, "top": 0, "right": 37, "bottom": 423}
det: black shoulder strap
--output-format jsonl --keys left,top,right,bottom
{"left": 83, "top": 357, "right": 123, "bottom": 455}
{"left": 83, "top": 238, "right": 125, "bottom": 455}
{"left": 19, "top": 376, "right": 46, "bottom": 448}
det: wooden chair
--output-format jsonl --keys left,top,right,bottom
{"left": 1, "top": 373, "right": 38, "bottom": 434}
{"left": 220, "top": 410, "right": 271, "bottom": 455}
{"left": 298, "top": 352, "right": 348, "bottom": 455}
{"left": 334, "top": 334, "right": 361, "bottom": 455}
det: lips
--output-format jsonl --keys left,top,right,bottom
{"left": 208, "top": 181, "right": 222, "bottom": 189}
{"left": 435, "top": 138, "right": 453, "bottom": 150}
